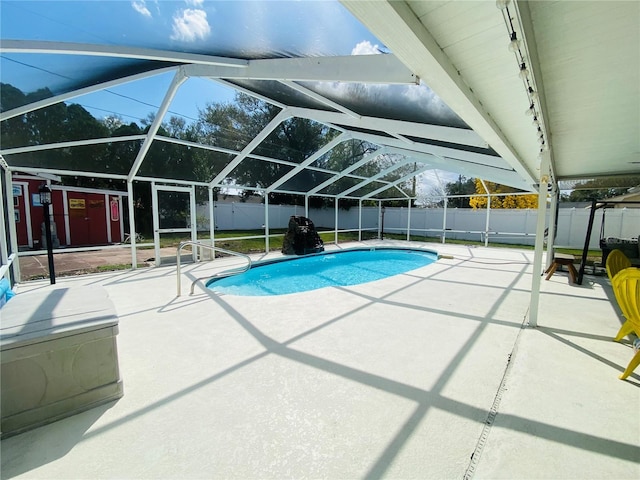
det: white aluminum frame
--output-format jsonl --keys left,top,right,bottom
{"left": 152, "top": 183, "right": 197, "bottom": 267}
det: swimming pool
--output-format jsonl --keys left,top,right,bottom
{"left": 206, "top": 247, "right": 438, "bottom": 296}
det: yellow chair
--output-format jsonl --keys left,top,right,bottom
{"left": 611, "top": 268, "right": 640, "bottom": 380}
{"left": 606, "top": 249, "right": 631, "bottom": 281}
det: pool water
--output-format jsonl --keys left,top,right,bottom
{"left": 206, "top": 248, "right": 437, "bottom": 296}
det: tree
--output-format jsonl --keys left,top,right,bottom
{"left": 469, "top": 179, "right": 538, "bottom": 209}
{"left": 444, "top": 175, "right": 476, "bottom": 208}
{"left": 196, "top": 92, "right": 423, "bottom": 207}
{"left": 564, "top": 177, "right": 640, "bottom": 202}
{"left": 1, "top": 83, "right": 111, "bottom": 176}
{"left": 101, "top": 115, "right": 124, "bottom": 133}
{"left": 197, "top": 93, "right": 415, "bottom": 208}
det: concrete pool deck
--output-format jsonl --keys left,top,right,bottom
{"left": 1, "top": 241, "right": 638, "bottom": 479}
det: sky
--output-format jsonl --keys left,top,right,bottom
{"left": 1, "top": 0, "right": 461, "bottom": 193}
{"left": 1, "top": 0, "right": 384, "bottom": 123}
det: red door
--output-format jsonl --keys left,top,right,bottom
{"left": 86, "top": 194, "right": 108, "bottom": 245}
{"left": 67, "top": 193, "right": 90, "bottom": 245}
{"left": 67, "top": 193, "right": 109, "bottom": 246}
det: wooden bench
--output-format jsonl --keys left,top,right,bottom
{"left": 545, "top": 253, "right": 578, "bottom": 284}
{"left": 0, "top": 286, "right": 123, "bottom": 438}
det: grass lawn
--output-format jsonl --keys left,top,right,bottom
{"left": 40, "top": 229, "right": 601, "bottom": 280}
{"left": 154, "top": 230, "right": 602, "bottom": 263}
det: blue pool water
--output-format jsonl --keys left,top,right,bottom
{"left": 206, "top": 248, "right": 438, "bottom": 296}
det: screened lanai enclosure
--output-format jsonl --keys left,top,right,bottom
{"left": 1, "top": 1, "right": 639, "bottom": 324}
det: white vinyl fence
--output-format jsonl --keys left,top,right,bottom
{"left": 197, "top": 202, "right": 640, "bottom": 250}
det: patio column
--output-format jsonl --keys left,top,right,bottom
{"left": 545, "top": 184, "right": 559, "bottom": 270}
{"left": 407, "top": 198, "right": 412, "bottom": 241}
{"left": 480, "top": 179, "right": 491, "bottom": 247}
{"left": 126, "top": 180, "right": 137, "bottom": 270}
{"left": 529, "top": 151, "right": 551, "bottom": 327}
{"left": 442, "top": 196, "right": 448, "bottom": 243}
{"left": 264, "top": 193, "right": 270, "bottom": 253}
{"left": 5, "top": 168, "right": 21, "bottom": 280}
{"left": 209, "top": 187, "right": 215, "bottom": 258}
{"left": 358, "top": 200, "right": 363, "bottom": 242}
{"left": 334, "top": 198, "right": 339, "bottom": 245}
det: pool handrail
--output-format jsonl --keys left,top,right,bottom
{"left": 176, "top": 241, "right": 252, "bottom": 296}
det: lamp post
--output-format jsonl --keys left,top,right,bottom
{"left": 381, "top": 205, "right": 386, "bottom": 240}
{"left": 39, "top": 184, "right": 56, "bottom": 284}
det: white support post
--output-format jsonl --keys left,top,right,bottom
{"left": 264, "top": 193, "right": 270, "bottom": 253}
{"left": 442, "top": 197, "right": 448, "bottom": 244}
{"left": 334, "top": 198, "right": 339, "bottom": 245}
{"left": 118, "top": 195, "right": 124, "bottom": 243}
{"left": 151, "top": 182, "right": 160, "bottom": 267}
{"left": 127, "top": 180, "right": 137, "bottom": 270}
{"left": 209, "top": 187, "right": 215, "bottom": 258}
{"left": 190, "top": 184, "right": 197, "bottom": 262}
{"left": 378, "top": 202, "right": 382, "bottom": 239}
{"left": 304, "top": 195, "right": 309, "bottom": 218}
{"left": 568, "top": 208, "right": 575, "bottom": 247}
{"left": 104, "top": 193, "right": 112, "bottom": 244}
{"left": 358, "top": 200, "right": 363, "bottom": 242}
{"left": 480, "top": 179, "right": 491, "bottom": 247}
{"left": 529, "top": 151, "right": 551, "bottom": 328}
{"left": 2, "top": 164, "right": 20, "bottom": 281}
{"left": 545, "top": 184, "right": 558, "bottom": 270}
{"left": 62, "top": 191, "right": 70, "bottom": 246}
{"left": 7, "top": 177, "right": 20, "bottom": 282}
{"left": 485, "top": 199, "right": 491, "bottom": 247}
{"left": 14, "top": 182, "right": 33, "bottom": 248}
{"left": 406, "top": 199, "right": 412, "bottom": 241}
{"left": 434, "top": 170, "right": 447, "bottom": 244}
{"left": 0, "top": 170, "right": 10, "bottom": 278}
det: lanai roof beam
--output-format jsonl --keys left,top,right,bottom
{"left": 0, "top": 40, "right": 249, "bottom": 68}
{"left": 280, "top": 81, "right": 361, "bottom": 118}
{"left": 363, "top": 164, "right": 433, "bottom": 199}
{"left": 340, "top": 0, "right": 538, "bottom": 187}
{"left": 185, "top": 54, "right": 417, "bottom": 84}
{"left": 338, "top": 157, "right": 417, "bottom": 197}
{"left": 266, "top": 133, "right": 348, "bottom": 193}
{"left": 290, "top": 107, "right": 486, "bottom": 148}
{"left": 1, "top": 135, "right": 147, "bottom": 156}
{"left": 307, "top": 147, "right": 387, "bottom": 196}
{"left": 127, "top": 68, "right": 187, "bottom": 182}
{"left": 0, "top": 67, "right": 178, "bottom": 122}
{"left": 208, "top": 109, "right": 292, "bottom": 187}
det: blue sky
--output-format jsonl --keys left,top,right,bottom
{"left": 1, "top": 0, "right": 384, "bottom": 124}
{"left": 1, "top": 0, "right": 462, "bottom": 192}
{"left": 72, "top": 75, "right": 238, "bottom": 125}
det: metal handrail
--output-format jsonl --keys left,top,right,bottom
{"left": 176, "top": 241, "right": 252, "bottom": 296}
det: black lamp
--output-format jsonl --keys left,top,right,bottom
{"left": 39, "top": 184, "right": 56, "bottom": 284}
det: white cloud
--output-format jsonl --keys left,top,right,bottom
{"left": 351, "top": 40, "right": 381, "bottom": 56}
{"left": 170, "top": 8, "right": 211, "bottom": 42}
{"left": 185, "top": 0, "right": 204, "bottom": 6}
{"left": 132, "top": 0, "right": 151, "bottom": 18}
{"left": 346, "top": 41, "right": 459, "bottom": 123}
{"left": 402, "top": 82, "right": 457, "bottom": 122}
